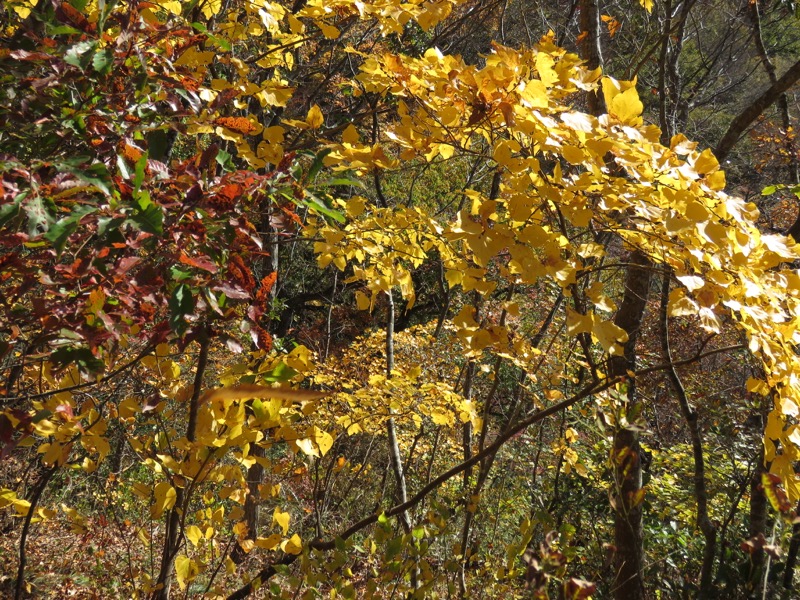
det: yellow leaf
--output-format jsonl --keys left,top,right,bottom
{"left": 355, "top": 290, "right": 371, "bottom": 311}
{"left": 295, "top": 437, "right": 318, "bottom": 457}
{"left": 306, "top": 104, "right": 324, "bottom": 129}
{"left": 255, "top": 534, "right": 282, "bottom": 549}
{"left": 199, "top": 384, "right": 328, "bottom": 407}
{"left": 342, "top": 124, "right": 360, "bottom": 144}
{"left": 765, "top": 410, "right": 783, "bottom": 441}
{"left": 281, "top": 533, "right": 303, "bottom": 554}
{"left": 639, "top": 0, "right": 654, "bottom": 12}
{"left": 174, "top": 555, "right": 199, "bottom": 590}
{"left": 316, "top": 20, "right": 340, "bottom": 39}
{"left": 312, "top": 426, "right": 334, "bottom": 456}
{"left": 225, "top": 556, "right": 237, "bottom": 574}
{"left": 565, "top": 307, "right": 591, "bottom": 336}
{"left": 151, "top": 481, "right": 177, "bottom": 519}
{"left": 185, "top": 525, "right": 204, "bottom": 547}
{"left": 586, "top": 282, "right": 617, "bottom": 312}
{"left": 562, "top": 145, "right": 585, "bottom": 165}
{"left": 693, "top": 148, "right": 719, "bottom": 176}
{"left": 668, "top": 288, "right": 698, "bottom": 317}
{"left": 287, "top": 14, "right": 304, "bottom": 34}
{"left": 609, "top": 86, "right": 643, "bottom": 125}
{"left": 0, "top": 488, "right": 30, "bottom": 516}
{"left": 201, "top": 0, "right": 222, "bottom": 18}
{"left": 273, "top": 507, "right": 291, "bottom": 535}
{"left": 592, "top": 317, "right": 628, "bottom": 354}
{"left": 119, "top": 397, "right": 139, "bottom": 419}
{"left": 155, "top": 0, "right": 182, "bottom": 15}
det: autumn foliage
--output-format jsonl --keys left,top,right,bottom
{"left": 1, "top": 0, "right": 800, "bottom": 599}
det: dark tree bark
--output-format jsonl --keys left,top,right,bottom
{"left": 609, "top": 251, "right": 652, "bottom": 600}
{"left": 746, "top": 443, "right": 768, "bottom": 599}
{"left": 153, "top": 329, "right": 210, "bottom": 600}
{"left": 579, "top": 0, "right": 606, "bottom": 115}
{"left": 783, "top": 499, "right": 800, "bottom": 590}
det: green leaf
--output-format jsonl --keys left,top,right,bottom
{"left": 191, "top": 22, "right": 232, "bottom": 51}
{"left": 261, "top": 361, "right": 298, "bottom": 383}
{"left": 116, "top": 154, "right": 132, "bottom": 180}
{"left": 45, "top": 218, "right": 79, "bottom": 256}
{"left": 302, "top": 193, "right": 345, "bottom": 223}
{"left": 169, "top": 284, "right": 194, "bottom": 334}
{"left": 170, "top": 265, "right": 193, "bottom": 281}
{"left": 97, "top": 215, "right": 125, "bottom": 237}
{"left": 306, "top": 149, "right": 331, "bottom": 182}
{"left": 133, "top": 152, "right": 148, "bottom": 192}
{"left": 0, "top": 192, "right": 25, "bottom": 228}
{"left": 24, "top": 196, "right": 53, "bottom": 236}
{"left": 761, "top": 185, "right": 778, "bottom": 196}
{"left": 92, "top": 48, "right": 113, "bottom": 75}
{"left": 64, "top": 40, "right": 98, "bottom": 71}
{"left": 60, "top": 161, "right": 114, "bottom": 196}
{"left": 326, "top": 178, "right": 363, "bottom": 187}
{"left": 130, "top": 197, "right": 163, "bottom": 235}
{"left": 50, "top": 347, "right": 105, "bottom": 373}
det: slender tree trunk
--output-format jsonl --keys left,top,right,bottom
{"left": 15, "top": 466, "right": 57, "bottom": 600}
{"left": 660, "top": 269, "right": 716, "bottom": 597}
{"left": 579, "top": 0, "right": 605, "bottom": 114}
{"left": 577, "top": 4, "right": 650, "bottom": 597}
{"left": 609, "top": 251, "right": 651, "bottom": 600}
{"left": 747, "top": 443, "right": 768, "bottom": 599}
{"left": 746, "top": 0, "right": 799, "bottom": 185}
{"left": 153, "top": 328, "right": 210, "bottom": 599}
{"left": 384, "top": 289, "right": 418, "bottom": 594}
{"left": 782, "top": 499, "right": 800, "bottom": 590}
{"left": 385, "top": 289, "right": 411, "bottom": 532}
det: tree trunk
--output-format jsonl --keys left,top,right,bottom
{"left": 747, "top": 444, "right": 768, "bottom": 599}
{"left": 609, "top": 251, "right": 651, "bottom": 600}
{"left": 660, "top": 269, "right": 716, "bottom": 597}
{"left": 579, "top": 0, "right": 605, "bottom": 114}
{"left": 782, "top": 499, "right": 800, "bottom": 590}
{"left": 152, "top": 330, "right": 209, "bottom": 599}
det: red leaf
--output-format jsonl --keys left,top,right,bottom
{"left": 179, "top": 251, "right": 218, "bottom": 274}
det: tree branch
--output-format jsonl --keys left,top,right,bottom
{"left": 715, "top": 59, "right": 800, "bottom": 162}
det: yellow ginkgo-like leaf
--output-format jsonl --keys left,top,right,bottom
{"left": 591, "top": 317, "right": 629, "bottom": 355}
{"left": 175, "top": 555, "right": 199, "bottom": 590}
{"left": 256, "top": 534, "right": 282, "bottom": 550}
{"left": 155, "top": 0, "right": 182, "bottom": 15}
{"left": 311, "top": 425, "right": 334, "bottom": 456}
{"left": 295, "top": 437, "right": 318, "bottom": 457}
{"left": 609, "top": 86, "right": 643, "bottom": 126}
{"left": 342, "top": 124, "right": 360, "bottom": 144}
{"left": 185, "top": 525, "right": 204, "bottom": 547}
{"left": 306, "top": 104, "right": 324, "bottom": 129}
{"left": 151, "top": 481, "right": 176, "bottom": 519}
{"left": 273, "top": 507, "right": 291, "bottom": 535}
{"left": 281, "top": 533, "right": 303, "bottom": 555}
{"left": 201, "top": 0, "right": 222, "bottom": 18}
